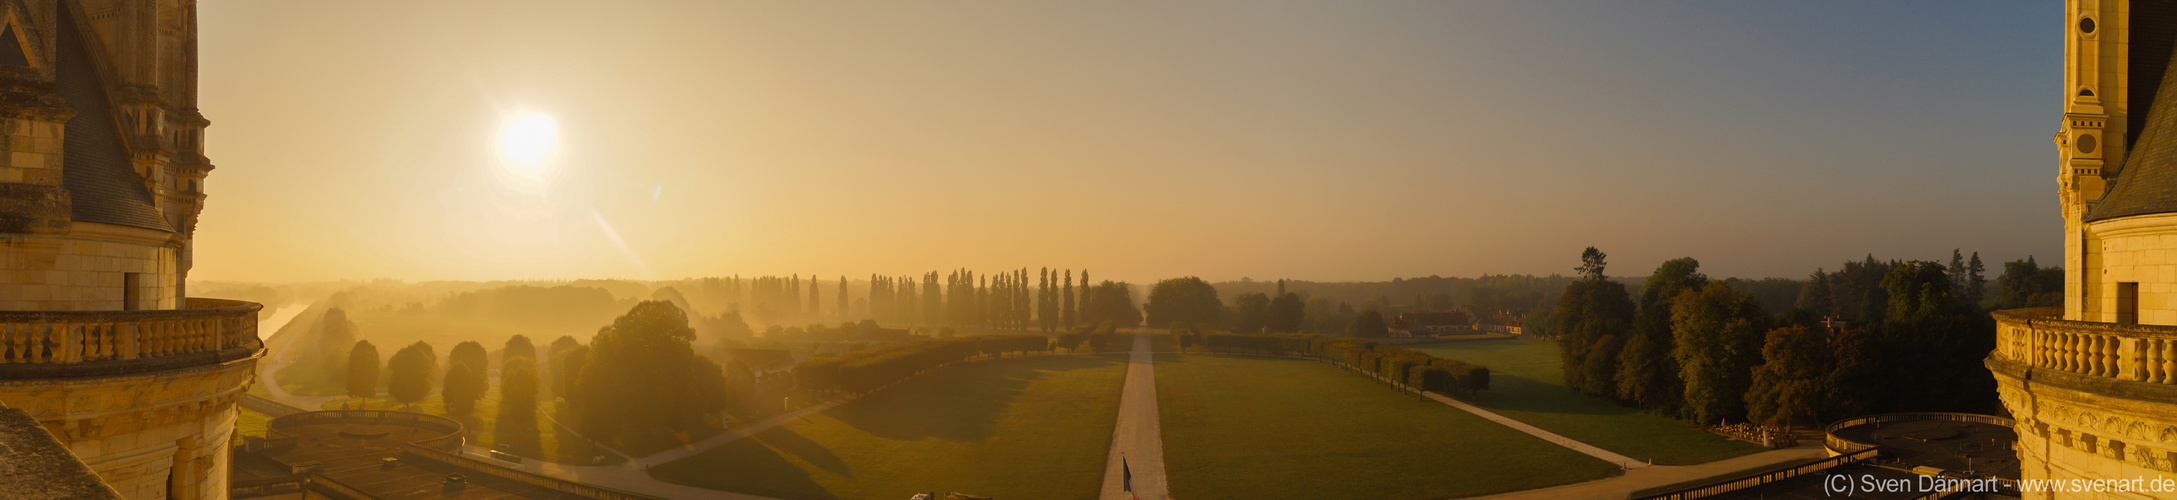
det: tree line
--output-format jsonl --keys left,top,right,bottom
{"left": 1551, "top": 247, "right": 2007, "bottom": 430}
{"left": 346, "top": 301, "right": 749, "bottom": 452}
{"left": 1146, "top": 276, "right": 1402, "bottom": 338}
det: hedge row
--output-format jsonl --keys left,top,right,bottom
{"left": 1053, "top": 322, "right": 1121, "bottom": 352}
{"left": 795, "top": 339, "right": 979, "bottom": 394}
{"left": 978, "top": 334, "right": 1051, "bottom": 356}
{"left": 1201, "top": 333, "right": 1489, "bottom": 396}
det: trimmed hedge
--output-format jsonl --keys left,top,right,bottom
{"left": 1201, "top": 333, "right": 1490, "bottom": 396}
{"left": 795, "top": 339, "right": 980, "bottom": 394}
{"left": 1085, "top": 322, "right": 1120, "bottom": 352}
{"left": 977, "top": 334, "right": 1051, "bottom": 356}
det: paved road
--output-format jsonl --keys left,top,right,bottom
{"left": 1422, "top": 391, "right": 1648, "bottom": 468}
{"left": 1467, "top": 444, "right": 1828, "bottom": 500}
{"left": 1100, "top": 333, "right": 1170, "bottom": 500}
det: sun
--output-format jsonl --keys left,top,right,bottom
{"left": 496, "top": 112, "right": 558, "bottom": 181}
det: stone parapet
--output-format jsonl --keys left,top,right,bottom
{"left": 1993, "top": 308, "right": 2177, "bottom": 384}
{"left": 1991, "top": 308, "right": 2177, "bottom": 498}
{"left": 0, "top": 297, "right": 258, "bottom": 378}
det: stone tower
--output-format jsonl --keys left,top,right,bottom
{"left": 1990, "top": 1, "right": 2177, "bottom": 497}
{"left": 0, "top": 0, "right": 261, "bottom": 499}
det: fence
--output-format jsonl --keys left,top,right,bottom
{"left": 1629, "top": 448, "right": 1880, "bottom": 500}
{"left": 1823, "top": 412, "right": 2015, "bottom": 455}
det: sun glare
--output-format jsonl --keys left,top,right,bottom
{"left": 496, "top": 113, "right": 558, "bottom": 180}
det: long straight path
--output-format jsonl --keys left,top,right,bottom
{"left": 1466, "top": 444, "right": 1826, "bottom": 500}
{"left": 1421, "top": 392, "right": 1648, "bottom": 468}
{"left": 1099, "top": 333, "right": 1170, "bottom": 500}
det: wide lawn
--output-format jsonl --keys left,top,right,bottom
{"left": 1155, "top": 354, "right": 1622, "bottom": 499}
{"left": 649, "top": 354, "right": 1130, "bottom": 500}
{"left": 1412, "top": 339, "right": 1760, "bottom": 465}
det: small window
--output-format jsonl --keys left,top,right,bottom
{"left": 2080, "top": 88, "right": 2096, "bottom": 97}
{"left": 2082, "top": 17, "right": 2097, "bottom": 34}
{"left": 122, "top": 273, "right": 141, "bottom": 311}
{"left": 2117, "top": 282, "right": 2138, "bottom": 324}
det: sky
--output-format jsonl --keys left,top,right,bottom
{"left": 191, "top": 1, "right": 2059, "bottom": 285}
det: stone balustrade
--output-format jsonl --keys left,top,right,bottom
{"left": 0, "top": 298, "right": 260, "bottom": 377}
{"left": 1994, "top": 308, "right": 2177, "bottom": 384}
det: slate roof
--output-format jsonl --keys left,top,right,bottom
{"left": 0, "top": 405, "right": 123, "bottom": 499}
{"left": 53, "top": 9, "right": 169, "bottom": 232}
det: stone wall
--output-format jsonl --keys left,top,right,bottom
{"left": 0, "top": 223, "right": 177, "bottom": 312}
{"left": 2082, "top": 213, "right": 2177, "bottom": 325}
{"left": 1993, "top": 359, "right": 2177, "bottom": 499}
{"left": 0, "top": 353, "right": 257, "bottom": 500}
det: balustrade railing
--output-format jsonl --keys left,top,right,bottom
{"left": 0, "top": 298, "right": 259, "bottom": 366}
{"left": 1994, "top": 308, "right": 2177, "bottom": 385}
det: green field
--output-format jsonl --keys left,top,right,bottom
{"left": 650, "top": 355, "right": 1130, "bottom": 500}
{"left": 1411, "top": 339, "right": 1760, "bottom": 465}
{"left": 1155, "top": 354, "right": 1622, "bottom": 499}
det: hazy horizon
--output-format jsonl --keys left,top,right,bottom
{"left": 191, "top": 1, "right": 2058, "bottom": 284}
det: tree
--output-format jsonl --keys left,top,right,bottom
{"left": 1613, "top": 333, "right": 1669, "bottom": 405}
{"left": 1993, "top": 256, "right": 2063, "bottom": 310}
{"left": 493, "top": 356, "right": 542, "bottom": 454}
{"left": 1062, "top": 269, "right": 1076, "bottom": 328}
{"left": 1965, "top": 252, "right": 1987, "bottom": 309}
{"left": 701, "top": 311, "right": 756, "bottom": 341}
{"left": 1617, "top": 258, "right": 1706, "bottom": 410}
{"left": 346, "top": 340, "right": 380, "bottom": 404}
{"left": 1147, "top": 277, "right": 1223, "bottom": 326}
{"left": 1554, "top": 248, "right": 1634, "bottom": 396}
{"left": 1672, "top": 283, "right": 1767, "bottom": 424}
{"left": 502, "top": 356, "right": 539, "bottom": 405}
{"left": 1232, "top": 292, "right": 1270, "bottom": 333}
{"left": 551, "top": 344, "right": 590, "bottom": 399}
{"left": 1947, "top": 249, "right": 1969, "bottom": 307}
{"left": 1577, "top": 247, "right": 1608, "bottom": 280}
{"left": 1882, "top": 261, "right": 1956, "bottom": 323}
{"left": 443, "top": 341, "right": 490, "bottom": 415}
{"left": 1082, "top": 281, "right": 1142, "bottom": 326}
{"left": 1266, "top": 292, "right": 1305, "bottom": 333}
{"left": 1745, "top": 325, "right": 1834, "bottom": 431}
{"left": 504, "top": 335, "right": 537, "bottom": 363}
{"left": 567, "top": 301, "right": 733, "bottom": 444}
{"left": 1349, "top": 309, "right": 1390, "bottom": 338}
{"left": 314, "top": 308, "right": 360, "bottom": 378}
{"left": 443, "top": 359, "right": 483, "bottom": 415}
{"left": 387, "top": 341, "right": 437, "bottom": 408}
